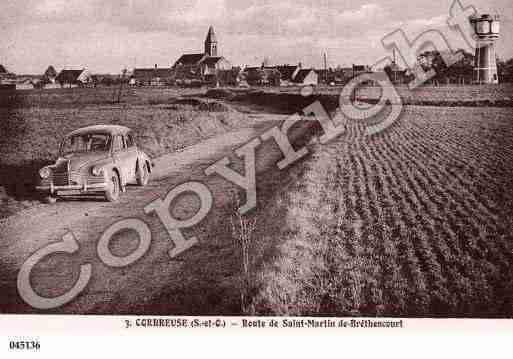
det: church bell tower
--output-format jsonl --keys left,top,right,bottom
{"left": 204, "top": 26, "right": 218, "bottom": 57}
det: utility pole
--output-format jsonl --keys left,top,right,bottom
{"left": 393, "top": 48, "right": 398, "bottom": 84}
{"left": 323, "top": 51, "right": 328, "bottom": 84}
{"left": 117, "top": 68, "right": 127, "bottom": 104}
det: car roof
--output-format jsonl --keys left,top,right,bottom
{"left": 66, "top": 125, "right": 132, "bottom": 137}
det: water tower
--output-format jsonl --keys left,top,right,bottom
{"left": 470, "top": 14, "right": 500, "bottom": 84}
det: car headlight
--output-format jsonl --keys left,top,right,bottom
{"left": 39, "top": 166, "right": 52, "bottom": 179}
{"left": 91, "top": 166, "right": 104, "bottom": 177}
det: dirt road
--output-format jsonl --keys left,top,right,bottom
{"left": 0, "top": 118, "right": 295, "bottom": 314}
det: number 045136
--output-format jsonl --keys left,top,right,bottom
{"left": 9, "top": 341, "right": 41, "bottom": 350}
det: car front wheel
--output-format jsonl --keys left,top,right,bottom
{"left": 105, "top": 173, "right": 120, "bottom": 202}
{"left": 42, "top": 195, "right": 58, "bottom": 204}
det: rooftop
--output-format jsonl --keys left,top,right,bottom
{"left": 56, "top": 69, "right": 85, "bottom": 83}
{"left": 174, "top": 53, "right": 207, "bottom": 66}
{"left": 205, "top": 26, "right": 217, "bottom": 43}
{"left": 66, "top": 125, "right": 132, "bottom": 137}
{"left": 293, "top": 69, "right": 315, "bottom": 83}
{"left": 132, "top": 68, "right": 174, "bottom": 79}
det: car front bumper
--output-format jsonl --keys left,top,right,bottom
{"left": 36, "top": 182, "right": 108, "bottom": 195}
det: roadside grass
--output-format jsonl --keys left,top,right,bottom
{"left": 1, "top": 86, "right": 208, "bottom": 108}
{"left": 230, "top": 209, "right": 257, "bottom": 313}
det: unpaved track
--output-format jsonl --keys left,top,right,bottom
{"left": 0, "top": 120, "right": 289, "bottom": 314}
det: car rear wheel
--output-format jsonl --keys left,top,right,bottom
{"left": 136, "top": 162, "right": 149, "bottom": 187}
{"left": 105, "top": 173, "right": 120, "bottom": 202}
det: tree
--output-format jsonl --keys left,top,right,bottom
{"left": 245, "top": 68, "right": 264, "bottom": 86}
{"left": 498, "top": 57, "right": 513, "bottom": 83}
{"left": 266, "top": 69, "right": 281, "bottom": 86}
{"left": 218, "top": 67, "right": 242, "bottom": 86}
{"left": 415, "top": 49, "right": 474, "bottom": 84}
{"left": 449, "top": 49, "right": 474, "bottom": 83}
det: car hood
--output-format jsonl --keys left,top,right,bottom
{"left": 56, "top": 152, "right": 111, "bottom": 172}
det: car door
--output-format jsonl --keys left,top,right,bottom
{"left": 123, "top": 133, "right": 139, "bottom": 183}
{"left": 111, "top": 134, "right": 133, "bottom": 186}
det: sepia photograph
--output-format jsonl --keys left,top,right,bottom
{"left": 1, "top": 0, "right": 513, "bottom": 341}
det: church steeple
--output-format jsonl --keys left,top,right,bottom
{"left": 204, "top": 26, "right": 218, "bottom": 57}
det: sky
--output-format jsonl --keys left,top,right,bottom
{"left": 1, "top": 0, "right": 512, "bottom": 74}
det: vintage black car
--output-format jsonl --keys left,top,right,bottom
{"left": 36, "top": 125, "right": 153, "bottom": 203}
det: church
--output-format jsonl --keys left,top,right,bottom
{"left": 172, "top": 26, "right": 232, "bottom": 83}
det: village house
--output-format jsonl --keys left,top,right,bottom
{"left": 91, "top": 74, "right": 126, "bottom": 87}
{"left": 277, "top": 64, "right": 301, "bottom": 81}
{"left": 0, "top": 65, "right": 43, "bottom": 90}
{"left": 243, "top": 63, "right": 319, "bottom": 86}
{"left": 275, "top": 64, "right": 301, "bottom": 86}
{"left": 172, "top": 26, "right": 232, "bottom": 84}
{"left": 242, "top": 66, "right": 263, "bottom": 86}
{"left": 130, "top": 66, "right": 174, "bottom": 86}
{"left": 15, "top": 76, "right": 40, "bottom": 90}
{"left": 55, "top": 69, "right": 92, "bottom": 88}
{"left": 249, "top": 62, "right": 302, "bottom": 86}
{"left": 338, "top": 67, "right": 354, "bottom": 82}
{"left": 242, "top": 66, "right": 278, "bottom": 86}
{"left": 352, "top": 64, "right": 372, "bottom": 78}
{"left": 317, "top": 65, "right": 372, "bottom": 85}
{"left": 315, "top": 69, "right": 330, "bottom": 84}
{"left": 0, "top": 65, "right": 16, "bottom": 84}
{"left": 292, "top": 68, "right": 318, "bottom": 86}
{"left": 242, "top": 62, "right": 319, "bottom": 87}
{"left": 384, "top": 61, "right": 409, "bottom": 85}
{"left": 261, "top": 67, "right": 281, "bottom": 86}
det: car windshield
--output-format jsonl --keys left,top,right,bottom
{"left": 60, "top": 133, "right": 112, "bottom": 154}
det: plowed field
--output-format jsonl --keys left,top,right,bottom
{"left": 251, "top": 106, "right": 513, "bottom": 317}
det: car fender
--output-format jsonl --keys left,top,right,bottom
{"left": 104, "top": 164, "right": 125, "bottom": 190}
{"left": 88, "top": 158, "right": 115, "bottom": 175}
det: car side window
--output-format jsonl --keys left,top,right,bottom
{"left": 112, "top": 135, "right": 124, "bottom": 152}
{"left": 125, "top": 133, "right": 135, "bottom": 148}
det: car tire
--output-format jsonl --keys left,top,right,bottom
{"left": 105, "top": 172, "right": 120, "bottom": 202}
{"left": 42, "top": 195, "right": 58, "bottom": 204}
{"left": 136, "top": 162, "right": 149, "bottom": 187}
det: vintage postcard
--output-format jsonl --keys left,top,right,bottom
{"left": 0, "top": 0, "right": 512, "bottom": 356}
